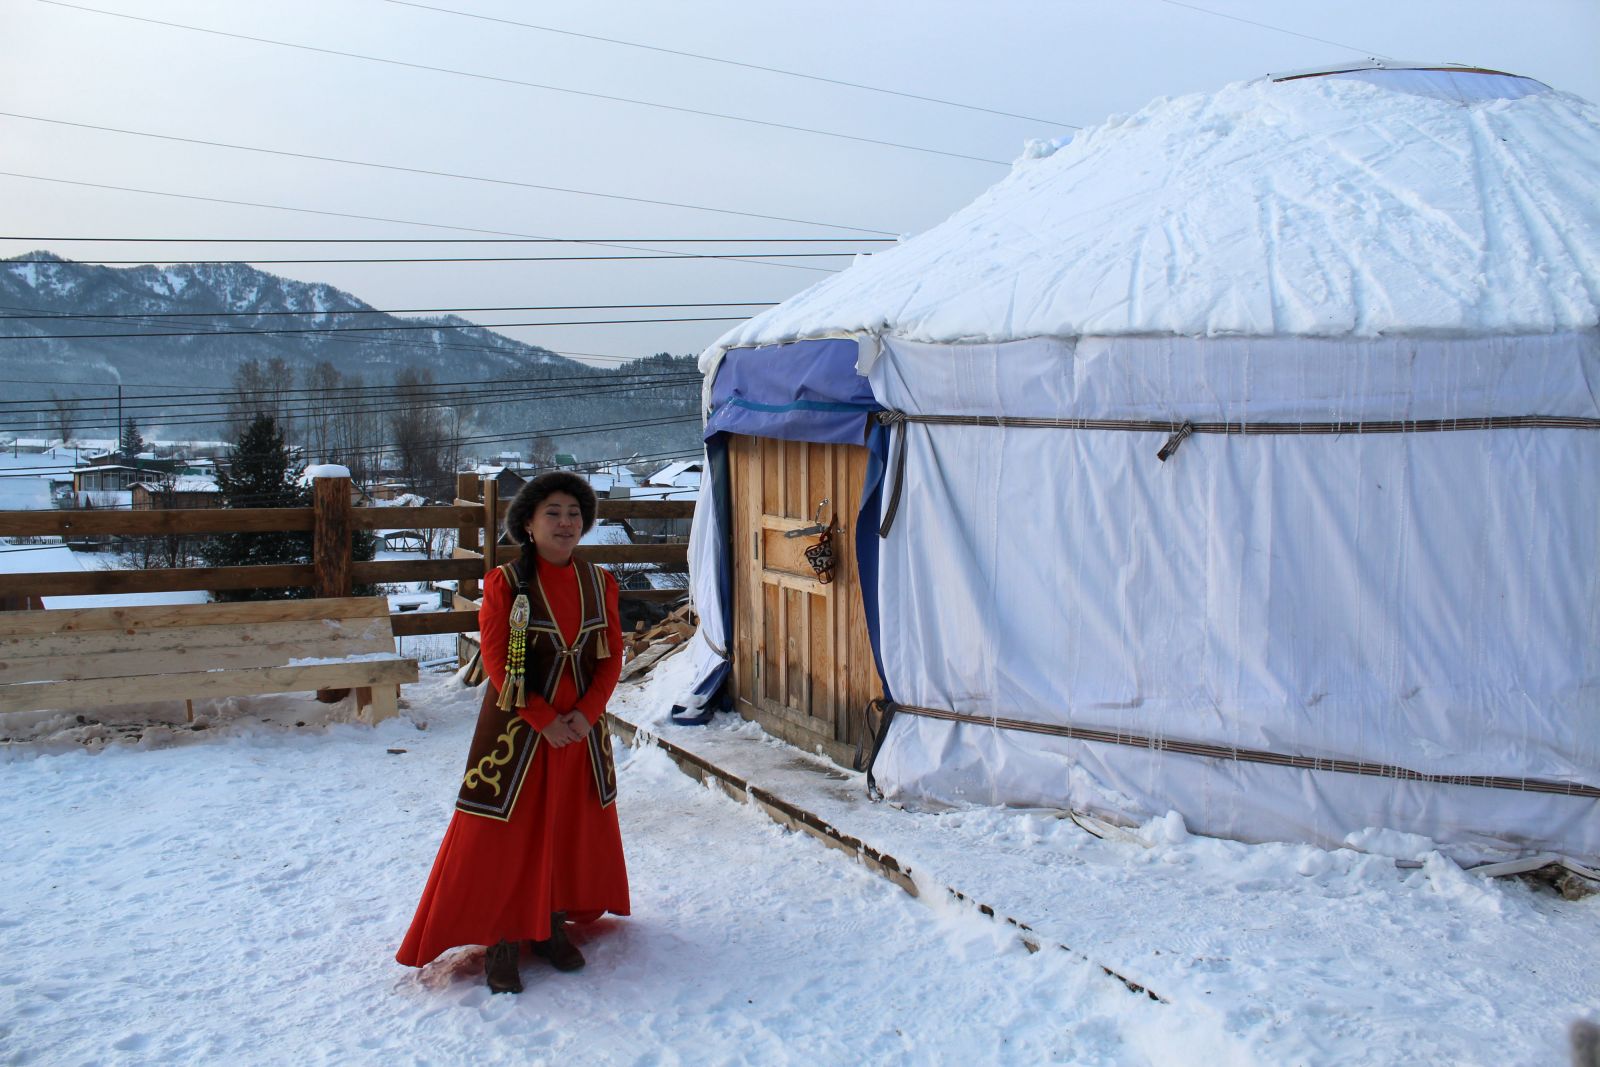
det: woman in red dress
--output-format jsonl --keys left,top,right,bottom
{"left": 397, "top": 472, "right": 630, "bottom": 993}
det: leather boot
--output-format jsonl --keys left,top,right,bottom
{"left": 484, "top": 938, "right": 523, "bottom": 994}
{"left": 531, "top": 913, "right": 585, "bottom": 972}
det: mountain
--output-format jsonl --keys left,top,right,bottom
{"left": 0, "top": 252, "right": 702, "bottom": 466}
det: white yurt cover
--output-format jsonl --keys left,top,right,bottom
{"left": 690, "top": 66, "right": 1600, "bottom": 865}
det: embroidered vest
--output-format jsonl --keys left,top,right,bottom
{"left": 455, "top": 557, "right": 617, "bottom": 821}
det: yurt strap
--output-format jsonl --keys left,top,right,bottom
{"left": 873, "top": 410, "right": 1600, "bottom": 536}
{"left": 889, "top": 702, "right": 1600, "bottom": 800}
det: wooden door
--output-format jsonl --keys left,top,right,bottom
{"left": 729, "top": 435, "right": 881, "bottom": 766}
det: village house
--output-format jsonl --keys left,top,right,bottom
{"left": 128, "top": 476, "right": 222, "bottom": 511}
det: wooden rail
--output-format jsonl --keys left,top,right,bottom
{"left": 0, "top": 474, "right": 692, "bottom": 635}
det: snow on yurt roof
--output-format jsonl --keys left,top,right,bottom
{"left": 712, "top": 64, "right": 1600, "bottom": 355}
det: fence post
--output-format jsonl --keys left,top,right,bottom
{"left": 456, "top": 471, "right": 480, "bottom": 602}
{"left": 481, "top": 476, "right": 500, "bottom": 577}
{"left": 313, "top": 476, "right": 353, "bottom": 599}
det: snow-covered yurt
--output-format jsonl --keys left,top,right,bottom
{"left": 682, "top": 62, "right": 1600, "bottom": 866}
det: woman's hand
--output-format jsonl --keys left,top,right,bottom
{"left": 540, "top": 716, "right": 585, "bottom": 748}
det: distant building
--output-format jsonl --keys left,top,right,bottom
{"left": 71, "top": 455, "right": 181, "bottom": 494}
{"left": 129, "top": 476, "right": 222, "bottom": 511}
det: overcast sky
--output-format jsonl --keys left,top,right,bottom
{"left": 3, "top": 0, "right": 1597, "bottom": 375}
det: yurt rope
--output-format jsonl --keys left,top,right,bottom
{"left": 883, "top": 701, "right": 1600, "bottom": 800}
{"left": 873, "top": 410, "right": 1600, "bottom": 536}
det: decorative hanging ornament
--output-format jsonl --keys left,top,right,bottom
{"left": 804, "top": 519, "right": 836, "bottom": 584}
{"left": 497, "top": 592, "right": 532, "bottom": 711}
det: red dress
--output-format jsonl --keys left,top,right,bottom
{"left": 396, "top": 555, "right": 630, "bottom": 967}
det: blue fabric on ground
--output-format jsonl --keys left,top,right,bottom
{"left": 704, "top": 339, "right": 879, "bottom": 446}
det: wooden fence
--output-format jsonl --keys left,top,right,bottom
{"left": 0, "top": 473, "right": 693, "bottom": 637}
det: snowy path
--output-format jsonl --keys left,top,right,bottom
{"left": 621, "top": 660, "right": 1600, "bottom": 1067}
{"left": 1, "top": 674, "right": 1220, "bottom": 1067}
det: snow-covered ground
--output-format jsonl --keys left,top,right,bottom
{"left": 0, "top": 452, "right": 71, "bottom": 511}
{"left": 2, "top": 657, "right": 1596, "bottom": 1065}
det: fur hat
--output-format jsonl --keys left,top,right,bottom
{"left": 503, "top": 471, "right": 597, "bottom": 543}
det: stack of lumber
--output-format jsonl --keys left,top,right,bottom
{"left": 619, "top": 604, "right": 696, "bottom": 682}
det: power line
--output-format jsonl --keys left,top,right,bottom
{"left": 0, "top": 291, "right": 712, "bottom": 364}
{"left": 0, "top": 345, "right": 697, "bottom": 399}
{"left": 0, "top": 301, "right": 776, "bottom": 320}
{"left": 32, "top": 0, "right": 1009, "bottom": 167}
{"left": 0, "top": 173, "right": 846, "bottom": 276}
{"left": 1144, "top": 0, "right": 1390, "bottom": 58}
{"left": 0, "top": 112, "right": 902, "bottom": 236}
{"left": 0, "top": 315, "right": 749, "bottom": 342}
{"left": 2, "top": 252, "right": 855, "bottom": 265}
{"left": 0, "top": 371, "right": 702, "bottom": 415}
{"left": 0, "top": 236, "right": 894, "bottom": 244}
{"left": 383, "top": 0, "right": 1079, "bottom": 129}
{"left": 4, "top": 371, "right": 703, "bottom": 414}
{"left": 0, "top": 379, "right": 705, "bottom": 435}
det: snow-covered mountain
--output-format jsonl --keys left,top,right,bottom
{"left": 0, "top": 251, "right": 575, "bottom": 390}
{"left": 0, "top": 253, "right": 701, "bottom": 461}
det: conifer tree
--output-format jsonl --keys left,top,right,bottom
{"left": 204, "top": 415, "right": 312, "bottom": 600}
{"left": 119, "top": 417, "right": 146, "bottom": 456}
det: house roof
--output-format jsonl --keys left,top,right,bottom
{"left": 711, "top": 67, "right": 1600, "bottom": 350}
{"left": 129, "top": 477, "right": 220, "bottom": 493}
{"left": 647, "top": 460, "right": 703, "bottom": 488}
{"left": 580, "top": 522, "right": 633, "bottom": 547}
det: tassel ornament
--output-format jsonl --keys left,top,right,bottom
{"left": 497, "top": 592, "right": 532, "bottom": 711}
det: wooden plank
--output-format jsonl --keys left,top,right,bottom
{"left": 0, "top": 596, "right": 390, "bottom": 637}
{"left": 836, "top": 445, "right": 858, "bottom": 745}
{"left": 843, "top": 446, "right": 881, "bottom": 749}
{"left": 761, "top": 568, "right": 829, "bottom": 597}
{"left": 0, "top": 563, "right": 316, "bottom": 600}
{"left": 0, "top": 616, "right": 396, "bottom": 681}
{"left": 0, "top": 659, "right": 418, "bottom": 714}
{"left": 787, "top": 583, "right": 806, "bottom": 713}
{"left": 389, "top": 609, "right": 480, "bottom": 637}
{"left": 351, "top": 557, "right": 481, "bottom": 584}
{"left": 0, "top": 624, "right": 395, "bottom": 684}
{"left": 0, "top": 507, "right": 315, "bottom": 538}
{"left": 618, "top": 589, "right": 690, "bottom": 603}
{"left": 827, "top": 442, "right": 843, "bottom": 736}
{"left": 6, "top": 567, "right": 256, "bottom": 604}
{"left": 493, "top": 498, "right": 696, "bottom": 524}
{"left": 455, "top": 473, "right": 482, "bottom": 601}
{"left": 481, "top": 478, "right": 500, "bottom": 583}
{"left": 361, "top": 683, "right": 399, "bottom": 724}
{"left": 484, "top": 543, "right": 689, "bottom": 567}
{"left": 350, "top": 505, "right": 480, "bottom": 531}
{"left": 452, "top": 593, "right": 481, "bottom": 612}
{"left": 759, "top": 528, "right": 823, "bottom": 580}
{"left": 597, "top": 499, "right": 696, "bottom": 519}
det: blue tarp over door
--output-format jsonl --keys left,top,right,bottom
{"left": 691, "top": 338, "right": 889, "bottom": 709}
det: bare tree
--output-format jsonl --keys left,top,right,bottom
{"left": 228, "top": 356, "right": 296, "bottom": 442}
{"left": 333, "top": 372, "right": 381, "bottom": 489}
{"left": 48, "top": 392, "right": 75, "bottom": 446}
{"left": 389, "top": 367, "right": 449, "bottom": 498}
{"left": 120, "top": 478, "right": 202, "bottom": 569}
{"left": 529, "top": 434, "right": 557, "bottom": 471}
{"left": 301, "top": 360, "right": 341, "bottom": 462}
{"left": 441, "top": 400, "right": 474, "bottom": 482}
